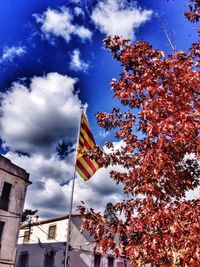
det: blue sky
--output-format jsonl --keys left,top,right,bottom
{"left": 0, "top": 0, "right": 198, "bottom": 218}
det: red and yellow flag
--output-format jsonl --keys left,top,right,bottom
{"left": 75, "top": 112, "right": 100, "bottom": 181}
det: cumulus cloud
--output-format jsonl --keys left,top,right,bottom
{"left": 91, "top": 0, "right": 152, "bottom": 39}
{"left": 0, "top": 72, "right": 82, "bottom": 155}
{"left": 0, "top": 70, "right": 127, "bottom": 218}
{"left": 0, "top": 46, "right": 26, "bottom": 64}
{"left": 70, "top": 49, "right": 89, "bottom": 72}
{"left": 5, "top": 138, "right": 199, "bottom": 218}
{"left": 34, "top": 7, "right": 92, "bottom": 43}
{"left": 5, "top": 151, "right": 126, "bottom": 218}
{"left": 6, "top": 152, "right": 74, "bottom": 182}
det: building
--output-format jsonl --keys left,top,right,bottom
{"left": 16, "top": 215, "right": 131, "bottom": 267}
{"left": 0, "top": 155, "right": 31, "bottom": 267}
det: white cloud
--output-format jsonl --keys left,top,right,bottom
{"left": 6, "top": 152, "right": 74, "bottom": 182}
{"left": 91, "top": 0, "right": 152, "bottom": 39}
{"left": 98, "top": 130, "right": 109, "bottom": 139}
{"left": 0, "top": 70, "right": 127, "bottom": 218}
{"left": 0, "top": 46, "right": 26, "bottom": 64}
{"left": 70, "top": 49, "right": 89, "bottom": 72}
{"left": 74, "top": 7, "right": 85, "bottom": 17}
{"left": 4, "top": 151, "right": 73, "bottom": 216}
{"left": 104, "top": 140, "right": 126, "bottom": 153}
{"left": 5, "top": 139, "right": 199, "bottom": 218}
{"left": 34, "top": 7, "right": 92, "bottom": 43}
{"left": 74, "top": 165, "right": 126, "bottom": 210}
{"left": 0, "top": 72, "right": 82, "bottom": 155}
{"left": 5, "top": 151, "right": 126, "bottom": 218}
{"left": 186, "top": 187, "right": 200, "bottom": 199}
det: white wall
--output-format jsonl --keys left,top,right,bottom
{"left": 18, "top": 218, "right": 68, "bottom": 244}
{"left": 16, "top": 216, "right": 130, "bottom": 267}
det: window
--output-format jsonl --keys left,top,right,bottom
{"left": 23, "top": 230, "right": 30, "bottom": 243}
{"left": 108, "top": 256, "right": 114, "bottom": 267}
{"left": 18, "top": 251, "right": 29, "bottom": 267}
{"left": 94, "top": 254, "right": 101, "bottom": 267}
{"left": 48, "top": 225, "right": 56, "bottom": 239}
{"left": 0, "top": 182, "right": 12, "bottom": 211}
{"left": 44, "top": 251, "right": 55, "bottom": 267}
{"left": 0, "top": 221, "right": 5, "bottom": 245}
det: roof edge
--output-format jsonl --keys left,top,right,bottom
{"left": 0, "top": 154, "right": 30, "bottom": 182}
{"left": 20, "top": 214, "right": 80, "bottom": 228}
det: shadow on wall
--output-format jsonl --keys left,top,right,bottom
{"left": 72, "top": 216, "right": 93, "bottom": 242}
{"left": 16, "top": 242, "right": 94, "bottom": 267}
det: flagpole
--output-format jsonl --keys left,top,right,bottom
{"left": 64, "top": 106, "right": 83, "bottom": 267}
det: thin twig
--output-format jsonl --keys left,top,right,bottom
{"left": 159, "top": 18, "right": 176, "bottom": 52}
{"left": 163, "top": 27, "right": 176, "bottom": 51}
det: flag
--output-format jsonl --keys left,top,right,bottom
{"left": 76, "top": 112, "right": 100, "bottom": 180}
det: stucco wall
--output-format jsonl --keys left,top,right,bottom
{"left": 18, "top": 217, "right": 68, "bottom": 244}
{"left": 16, "top": 216, "right": 131, "bottom": 267}
{"left": 0, "top": 156, "right": 30, "bottom": 267}
{"left": 17, "top": 216, "right": 94, "bottom": 267}
{"left": 16, "top": 243, "right": 65, "bottom": 267}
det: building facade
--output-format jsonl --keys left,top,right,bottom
{"left": 0, "top": 155, "right": 31, "bottom": 267}
{"left": 16, "top": 215, "right": 131, "bottom": 267}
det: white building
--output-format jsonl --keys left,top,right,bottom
{"left": 16, "top": 214, "right": 131, "bottom": 267}
{"left": 0, "top": 155, "right": 31, "bottom": 267}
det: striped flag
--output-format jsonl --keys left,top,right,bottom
{"left": 75, "top": 112, "right": 100, "bottom": 180}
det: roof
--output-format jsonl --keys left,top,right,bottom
{"left": 0, "top": 154, "right": 31, "bottom": 183}
{"left": 20, "top": 214, "right": 80, "bottom": 229}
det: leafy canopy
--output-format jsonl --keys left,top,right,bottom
{"left": 79, "top": 2, "right": 200, "bottom": 266}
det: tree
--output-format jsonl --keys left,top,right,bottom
{"left": 184, "top": 0, "right": 200, "bottom": 23}
{"left": 21, "top": 209, "right": 38, "bottom": 223}
{"left": 79, "top": 3, "right": 200, "bottom": 267}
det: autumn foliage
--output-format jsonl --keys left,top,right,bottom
{"left": 78, "top": 4, "right": 200, "bottom": 267}
{"left": 184, "top": 0, "right": 200, "bottom": 23}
